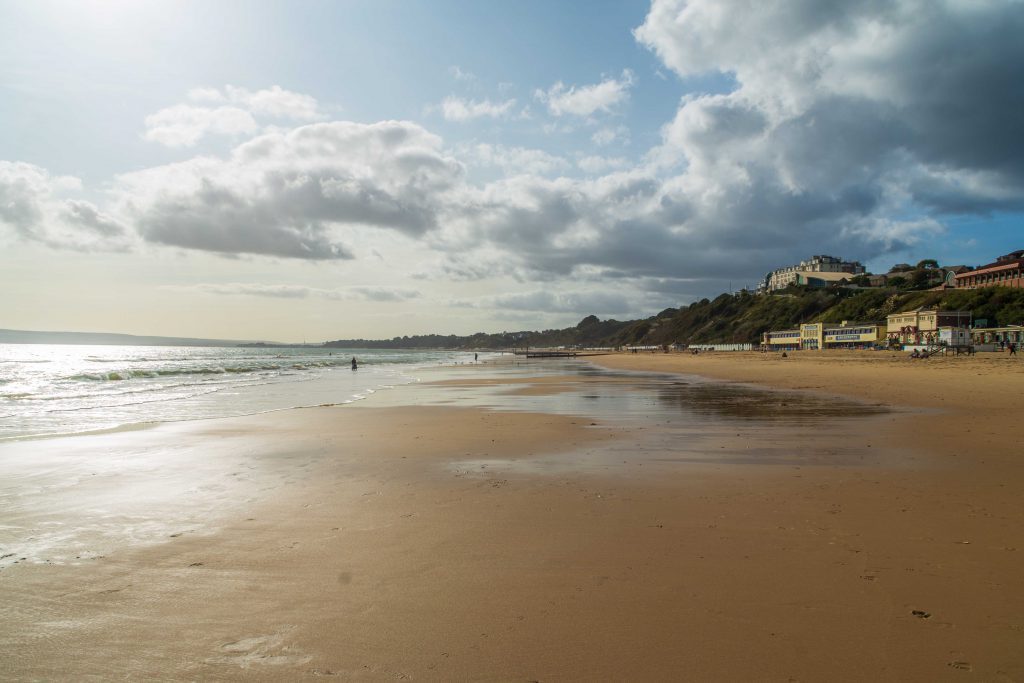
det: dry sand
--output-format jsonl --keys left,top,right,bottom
{"left": 1, "top": 352, "right": 1022, "bottom": 681}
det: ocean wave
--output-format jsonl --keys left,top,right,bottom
{"left": 34, "top": 382, "right": 215, "bottom": 402}
{"left": 19, "top": 374, "right": 282, "bottom": 405}
{"left": 67, "top": 360, "right": 351, "bottom": 382}
{"left": 40, "top": 387, "right": 226, "bottom": 413}
{"left": 72, "top": 367, "right": 246, "bottom": 381}
{"left": 1, "top": 348, "right": 462, "bottom": 440}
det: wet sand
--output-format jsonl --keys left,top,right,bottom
{"left": 1, "top": 355, "right": 1022, "bottom": 681}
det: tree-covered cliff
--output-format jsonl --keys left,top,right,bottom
{"left": 323, "top": 287, "right": 1024, "bottom": 349}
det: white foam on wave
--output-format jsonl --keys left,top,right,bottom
{"left": 0, "top": 345, "right": 471, "bottom": 441}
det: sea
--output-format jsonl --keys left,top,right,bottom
{"left": 0, "top": 344, "right": 480, "bottom": 441}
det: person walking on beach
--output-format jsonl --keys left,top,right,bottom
{"left": 474, "top": 353, "right": 478, "bottom": 362}
{"left": 1010, "top": 343, "right": 1017, "bottom": 356}
{"left": 351, "top": 357, "right": 358, "bottom": 370}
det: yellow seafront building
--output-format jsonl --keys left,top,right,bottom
{"left": 885, "top": 308, "right": 972, "bottom": 345}
{"left": 763, "top": 321, "right": 886, "bottom": 351}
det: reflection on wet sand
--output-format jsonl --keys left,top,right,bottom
{"left": 426, "top": 360, "right": 891, "bottom": 422}
{"left": 414, "top": 359, "right": 899, "bottom": 474}
{"left": 655, "top": 380, "right": 889, "bottom": 422}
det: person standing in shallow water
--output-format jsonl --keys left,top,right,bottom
{"left": 351, "top": 357, "right": 358, "bottom": 370}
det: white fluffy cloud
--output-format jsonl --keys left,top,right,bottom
{"left": 189, "top": 85, "right": 324, "bottom": 121}
{"left": 144, "top": 85, "right": 325, "bottom": 147}
{"left": 143, "top": 105, "right": 259, "bottom": 147}
{"left": 592, "top": 125, "right": 630, "bottom": 146}
{"left": 440, "top": 96, "right": 517, "bottom": 121}
{"left": 577, "top": 155, "right": 630, "bottom": 174}
{"left": 461, "top": 143, "right": 570, "bottom": 176}
{"left": 118, "top": 120, "right": 463, "bottom": 259}
{"left": 0, "top": 161, "right": 130, "bottom": 251}
{"left": 535, "top": 70, "right": 634, "bottom": 117}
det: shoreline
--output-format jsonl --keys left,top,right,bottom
{"left": 1, "top": 354, "right": 1022, "bottom": 680}
{"left": 0, "top": 344, "right": 480, "bottom": 443}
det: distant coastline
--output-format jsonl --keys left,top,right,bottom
{"left": 0, "top": 329, "right": 489, "bottom": 351}
{"left": 0, "top": 328, "right": 266, "bottom": 348}
{"left": 7, "top": 282, "right": 1024, "bottom": 351}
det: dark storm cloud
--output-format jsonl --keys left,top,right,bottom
{"left": 877, "top": 3, "right": 1024, "bottom": 179}
{"left": 616, "top": 0, "right": 1024, "bottom": 289}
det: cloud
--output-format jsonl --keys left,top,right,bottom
{"left": 434, "top": 255, "right": 506, "bottom": 282}
{"left": 143, "top": 105, "right": 259, "bottom": 147}
{"left": 461, "top": 143, "right": 570, "bottom": 176}
{"left": 535, "top": 70, "right": 634, "bottom": 117}
{"left": 440, "top": 96, "right": 517, "bottom": 122}
{"left": 164, "top": 282, "right": 421, "bottom": 301}
{"left": 0, "top": 161, "right": 51, "bottom": 234}
{"left": 117, "top": 120, "right": 463, "bottom": 259}
{"left": 448, "top": 66, "right": 477, "bottom": 82}
{"left": 529, "top": 0, "right": 1023, "bottom": 286}
{"left": 904, "top": 166, "right": 1024, "bottom": 215}
{"left": 635, "top": 0, "right": 1024, "bottom": 198}
{"left": 145, "top": 85, "right": 325, "bottom": 147}
{"left": 60, "top": 200, "right": 127, "bottom": 237}
{"left": 168, "top": 283, "right": 324, "bottom": 298}
{"left": 433, "top": 170, "right": 712, "bottom": 281}
{"left": 9, "top": 0, "right": 1024, "bottom": 312}
{"left": 452, "top": 288, "right": 638, "bottom": 316}
{"left": 431, "top": 143, "right": 950, "bottom": 291}
{"left": 592, "top": 125, "right": 630, "bottom": 146}
{"left": 189, "top": 85, "right": 324, "bottom": 121}
{"left": 0, "top": 161, "right": 130, "bottom": 251}
{"left": 577, "top": 155, "right": 630, "bottom": 174}
{"left": 349, "top": 286, "right": 422, "bottom": 302}
{"left": 473, "top": 0, "right": 1024, "bottom": 287}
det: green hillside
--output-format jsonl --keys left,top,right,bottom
{"left": 324, "top": 286, "right": 1024, "bottom": 350}
{"left": 623, "top": 287, "right": 1024, "bottom": 346}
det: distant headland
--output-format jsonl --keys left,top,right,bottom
{"left": 0, "top": 329, "right": 264, "bottom": 347}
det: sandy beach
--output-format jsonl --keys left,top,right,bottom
{"left": 4, "top": 0, "right": 1021, "bottom": 680}
{"left": 2, "top": 352, "right": 1023, "bottom": 681}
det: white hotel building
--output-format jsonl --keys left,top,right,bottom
{"left": 759, "top": 255, "right": 866, "bottom": 293}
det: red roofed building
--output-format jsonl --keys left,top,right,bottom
{"left": 955, "top": 250, "right": 1024, "bottom": 289}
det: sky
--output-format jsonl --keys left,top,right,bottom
{"left": 1, "top": 0, "right": 1022, "bottom": 342}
